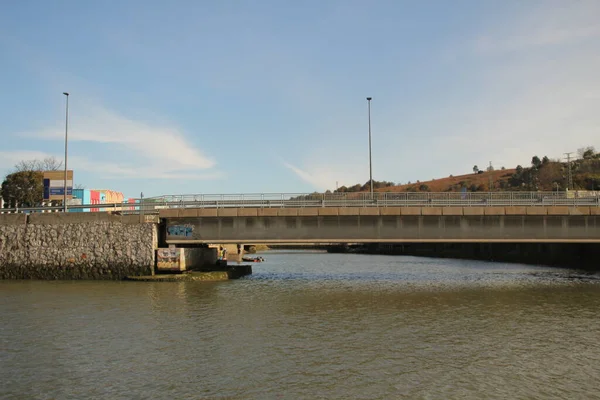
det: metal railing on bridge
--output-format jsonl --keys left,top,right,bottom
{"left": 1, "top": 191, "right": 599, "bottom": 215}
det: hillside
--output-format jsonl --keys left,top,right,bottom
{"left": 377, "top": 169, "right": 516, "bottom": 193}
{"left": 332, "top": 147, "right": 600, "bottom": 193}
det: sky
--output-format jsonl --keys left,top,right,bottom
{"left": 1, "top": 0, "right": 599, "bottom": 198}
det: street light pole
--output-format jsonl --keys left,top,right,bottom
{"left": 63, "top": 92, "right": 69, "bottom": 212}
{"left": 367, "top": 97, "right": 373, "bottom": 199}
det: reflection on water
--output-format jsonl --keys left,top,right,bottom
{"left": 1, "top": 251, "right": 599, "bottom": 399}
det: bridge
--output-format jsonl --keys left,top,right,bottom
{"left": 1, "top": 191, "right": 599, "bottom": 274}
{"left": 2, "top": 191, "right": 598, "bottom": 245}
{"left": 159, "top": 205, "right": 600, "bottom": 245}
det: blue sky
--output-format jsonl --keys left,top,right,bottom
{"left": 1, "top": 1, "right": 599, "bottom": 198}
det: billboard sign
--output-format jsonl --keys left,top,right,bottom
{"left": 43, "top": 170, "right": 73, "bottom": 201}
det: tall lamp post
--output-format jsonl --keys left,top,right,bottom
{"left": 63, "top": 92, "right": 69, "bottom": 212}
{"left": 367, "top": 97, "right": 373, "bottom": 199}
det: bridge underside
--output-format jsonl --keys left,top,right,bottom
{"left": 163, "top": 214, "right": 600, "bottom": 244}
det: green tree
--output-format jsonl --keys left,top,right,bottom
{"left": 1, "top": 170, "right": 44, "bottom": 208}
{"left": 473, "top": 165, "right": 479, "bottom": 174}
{"left": 531, "top": 156, "right": 542, "bottom": 169}
{"left": 1, "top": 156, "right": 65, "bottom": 208}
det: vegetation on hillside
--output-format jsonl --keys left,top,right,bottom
{"left": 332, "top": 146, "right": 600, "bottom": 193}
{"left": 335, "top": 180, "right": 395, "bottom": 193}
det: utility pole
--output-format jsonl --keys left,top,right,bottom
{"left": 564, "top": 152, "right": 573, "bottom": 190}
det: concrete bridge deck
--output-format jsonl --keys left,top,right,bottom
{"left": 160, "top": 206, "right": 600, "bottom": 245}
{"left": 159, "top": 206, "right": 599, "bottom": 218}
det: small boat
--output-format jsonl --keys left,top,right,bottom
{"left": 242, "top": 256, "right": 265, "bottom": 263}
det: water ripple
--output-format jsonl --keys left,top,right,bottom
{"left": 1, "top": 252, "right": 599, "bottom": 399}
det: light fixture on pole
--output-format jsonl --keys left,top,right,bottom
{"left": 367, "top": 97, "right": 373, "bottom": 199}
{"left": 63, "top": 92, "right": 69, "bottom": 212}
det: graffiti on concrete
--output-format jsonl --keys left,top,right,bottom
{"left": 167, "top": 225, "right": 194, "bottom": 237}
{"left": 156, "top": 248, "right": 182, "bottom": 271}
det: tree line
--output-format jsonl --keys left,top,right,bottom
{"left": 506, "top": 146, "right": 600, "bottom": 191}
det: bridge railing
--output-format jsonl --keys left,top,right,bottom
{"left": 1, "top": 191, "right": 599, "bottom": 214}
{"left": 146, "top": 191, "right": 599, "bottom": 207}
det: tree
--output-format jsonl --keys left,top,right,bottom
{"left": 1, "top": 156, "right": 64, "bottom": 208}
{"left": 537, "top": 162, "right": 563, "bottom": 190}
{"left": 1, "top": 170, "right": 44, "bottom": 207}
{"left": 473, "top": 165, "right": 479, "bottom": 174}
{"left": 14, "top": 156, "right": 63, "bottom": 172}
{"left": 542, "top": 156, "right": 550, "bottom": 165}
{"left": 531, "top": 156, "right": 542, "bottom": 169}
{"left": 578, "top": 146, "right": 595, "bottom": 160}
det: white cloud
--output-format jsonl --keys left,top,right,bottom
{"left": 0, "top": 150, "right": 56, "bottom": 171}
{"left": 25, "top": 103, "right": 214, "bottom": 171}
{"left": 0, "top": 150, "right": 223, "bottom": 182}
{"left": 68, "top": 155, "right": 224, "bottom": 180}
{"left": 13, "top": 100, "right": 218, "bottom": 181}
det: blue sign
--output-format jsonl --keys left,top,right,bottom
{"left": 44, "top": 187, "right": 73, "bottom": 199}
{"left": 49, "top": 188, "right": 72, "bottom": 196}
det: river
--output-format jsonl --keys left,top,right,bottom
{"left": 1, "top": 251, "right": 599, "bottom": 399}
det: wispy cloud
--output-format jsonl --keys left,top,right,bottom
{"left": 283, "top": 158, "right": 369, "bottom": 192}
{"left": 474, "top": 1, "right": 600, "bottom": 53}
{"left": 68, "top": 155, "right": 223, "bottom": 180}
{"left": 0, "top": 150, "right": 56, "bottom": 171}
{"left": 442, "top": 1, "right": 600, "bottom": 170}
{"left": 286, "top": 1, "right": 600, "bottom": 189}
{"left": 475, "top": 24, "right": 600, "bottom": 53}
{"left": 19, "top": 100, "right": 217, "bottom": 179}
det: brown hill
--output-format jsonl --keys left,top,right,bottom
{"left": 377, "top": 169, "right": 517, "bottom": 192}
{"left": 331, "top": 149, "right": 599, "bottom": 194}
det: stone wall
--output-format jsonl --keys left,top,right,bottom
{"left": 0, "top": 213, "right": 157, "bottom": 280}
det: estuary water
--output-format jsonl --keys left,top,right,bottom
{"left": 1, "top": 251, "right": 599, "bottom": 399}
